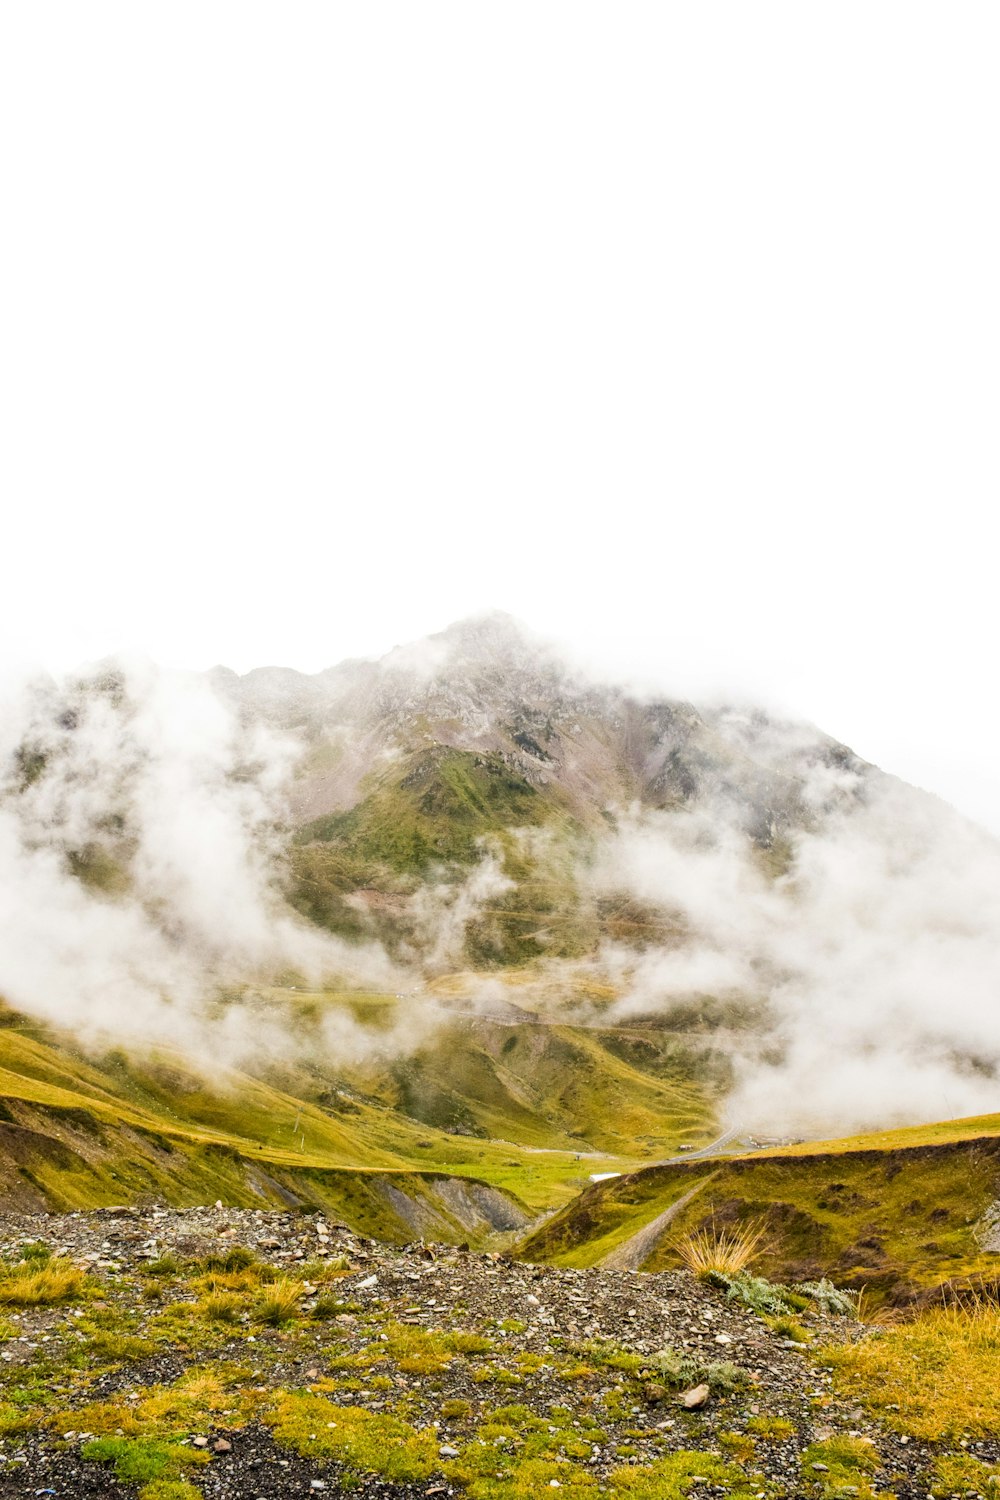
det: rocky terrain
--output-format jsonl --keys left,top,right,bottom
{"left": 0, "top": 1205, "right": 990, "bottom": 1500}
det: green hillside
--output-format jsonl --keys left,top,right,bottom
{"left": 0, "top": 993, "right": 718, "bottom": 1241}
{"left": 518, "top": 1117, "right": 1000, "bottom": 1302}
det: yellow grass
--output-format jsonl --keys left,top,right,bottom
{"left": 673, "top": 1220, "right": 768, "bottom": 1279}
{"left": 823, "top": 1301, "right": 1000, "bottom": 1440}
{"left": 0, "top": 1258, "right": 86, "bottom": 1305}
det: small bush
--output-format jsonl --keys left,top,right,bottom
{"left": 795, "top": 1278, "right": 858, "bottom": 1317}
{"left": 652, "top": 1346, "right": 749, "bottom": 1394}
{"left": 722, "top": 1271, "right": 793, "bottom": 1316}
{"left": 673, "top": 1220, "right": 767, "bottom": 1279}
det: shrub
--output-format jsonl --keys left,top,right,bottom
{"left": 722, "top": 1271, "right": 793, "bottom": 1316}
{"left": 652, "top": 1347, "right": 749, "bottom": 1394}
{"left": 795, "top": 1278, "right": 857, "bottom": 1317}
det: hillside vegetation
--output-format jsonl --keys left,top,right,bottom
{"left": 0, "top": 994, "right": 717, "bottom": 1243}
{"left": 519, "top": 1122, "right": 1000, "bottom": 1304}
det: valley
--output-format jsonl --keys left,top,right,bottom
{"left": 4, "top": 617, "right": 1000, "bottom": 1496}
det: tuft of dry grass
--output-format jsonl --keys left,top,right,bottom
{"left": 673, "top": 1219, "right": 768, "bottom": 1279}
{"left": 0, "top": 1258, "right": 87, "bottom": 1306}
{"left": 255, "top": 1278, "right": 302, "bottom": 1327}
{"left": 199, "top": 1291, "right": 243, "bottom": 1324}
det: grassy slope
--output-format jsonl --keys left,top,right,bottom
{"left": 288, "top": 746, "right": 592, "bottom": 963}
{"left": 0, "top": 996, "right": 717, "bottom": 1241}
{"left": 518, "top": 1116, "right": 1000, "bottom": 1301}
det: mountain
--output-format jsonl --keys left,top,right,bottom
{"left": 4, "top": 612, "right": 1000, "bottom": 1307}
{"left": 211, "top": 612, "right": 878, "bottom": 973}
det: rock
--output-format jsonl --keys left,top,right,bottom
{"left": 439, "top": 1445, "right": 460, "bottom": 1458}
{"left": 212, "top": 1438, "right": 232, "bottom": 1453}
{"left": 811, "top": 1462, "right": 829, "bottom": 1471}
{"left": 679, "top": 1383, "right": 710, "bottom": 1410}
{"left": 191, "top": 1435, "right": 209, "bottom": 1448}
{"left": 642, "top": 1383, "right": 669, "bottom": 1404}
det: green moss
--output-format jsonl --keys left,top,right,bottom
{"left": 799, "top": 1436, "right": 881, "bottom": 1499}
{"left": 80, "top": 1435, "right": 205, "bottom": 1485}
{"left": 270, "top": 1394, "right": 439, "bottom": 1483}
{"left": 607, "top": 1451, "right": 760, "bottom": 1498}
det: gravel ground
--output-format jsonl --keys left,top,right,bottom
{"left": 0, "top": 1205, "right": 980, "bottom": 1498}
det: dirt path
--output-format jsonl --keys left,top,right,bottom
{"left": 600, "top": 1171, "right": 720, "bottom": 1270}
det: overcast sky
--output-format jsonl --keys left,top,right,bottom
{"left": 2, "top": 4, "right": 998, "bottom": 829}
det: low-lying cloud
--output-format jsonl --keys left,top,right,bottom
{"left": 0, "top": 660, "right": 403, "bottom": 1057}
{"left": 592, "top": 769, "right": 1000, "bottom": 1133}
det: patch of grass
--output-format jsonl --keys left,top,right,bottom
{"left": 674, "top": 1220, "right": 768, "bottom": 1279}
{"left": 746, "top": 1414, "right": 795, "bottom": 1440}
{"left": 0, "top": 1257, "right": 87, "bottom": 1305}
{"left": 138, "top": 1483, "right": 204, "bottom": 1500}
{"left": 444, "top": 1404, "right": 606, "bottom": 1498}
{"left": 607, "top": 1450, "right": 760, "bottom": 1498}
{"left": 822, "top": 1302, "right": 1000, "bottom": 1440}
{"left": 80, "top": 1435, "right": 205, "bottom": 1485}
{"left": 142, "top": 1255, "right": 181, "bottom": 1279}
{"left": 568, "top": 1338, "right": 646, "bottom": 1373}
{"left": 199, "top": 1290, "right": 244, "bottom": 1324}
{"left": 298, "top": 1254, "right": 352, "bottom": 1282}
{"left": 312, "top": 1294, "right": 362, "bottom": 1319}
{"left": 254, "top": 1277, "right": 302, "bottom": 1327}
{"left": 441, "top": 1398, "right": 474, "bottom": 1421}
{"left": 84, "top": 1328, "right": 158, "bottom": 1363}
{"left": 270, "top": 1393, "right": 438, "bottom": 1483}
{"left": 201, "top": 1245, "right": 257, "bottom": 1273}
{"left": 12, "top": 1240, "right": 52, "bottom": 1266}
{"left": 932, "top": 1452, "right": 1000, "bottom": 1494}
{"left": 719, "top": 1430, "right": 757, "bottom": 1464}
{"left": 799, "top": 1435, "right": 880, "bottom": 1498}
{"left": 766, "top": 1314, "right": 810, "bottom": 1343}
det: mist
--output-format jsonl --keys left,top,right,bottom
{"left": 0, "top": 660, "right": 408, "bottom": 1059}
{"left": 591, "top": 767, "right": 1000, "bottom": 1134}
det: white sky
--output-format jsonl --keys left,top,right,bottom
{"left": 2, "top": 4, "right": 998, "bottom": 828}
